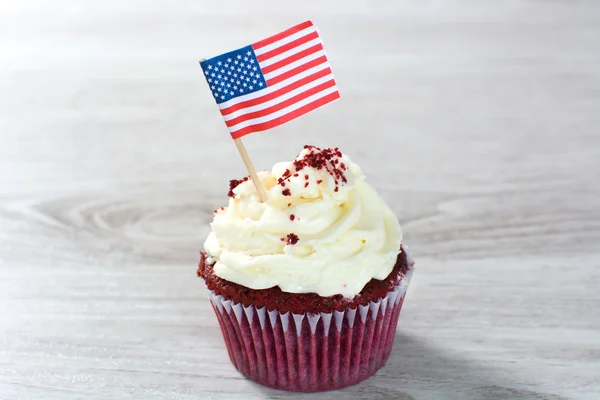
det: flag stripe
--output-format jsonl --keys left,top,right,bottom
{"left": 266, "top": 55, "right": 328, "bottom": 86}
{"left": 230, "top": 91, "right": 340, "bottom": 139}
{"left": 253, "top": 26, "right": 316, "bottom": 57}
{"left": 225, "top": 79, "right": 336, "bottom": 127}
{"left": 258, "top": 38, "right": 322, "bottom": 69}
{"left": 255, "top": 31, "right": 319, "bottom": 63}
{"left": 252, "top": 20, "right": 314, "bottom": 51}
{"left": 222, "top": 71, "right": 334, "bottom": 121}
{"left": 229, "top": 86, "right": 339, "bottom": 133}
{"left": 262, "top": 49, "right": 326, "bottom": 81}
{"left": 219, "top": 63, "right": 330, "bottom": 113}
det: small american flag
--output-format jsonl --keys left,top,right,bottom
{"left": 200, "top": 21, "right": 340, "bottom": 139}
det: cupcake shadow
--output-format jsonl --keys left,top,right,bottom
{"left": 252, "top": 332, "right": 568, "bottom": 400}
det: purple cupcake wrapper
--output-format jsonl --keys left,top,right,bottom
{"left": 208, "top": 266, "right": 413, "bottom": 392}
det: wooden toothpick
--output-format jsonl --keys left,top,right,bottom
{"left": 233, "top": 138, "right": 268, "bottom": 203}
{"left": 199, "top": 57, "right": 268, "bottom": 203}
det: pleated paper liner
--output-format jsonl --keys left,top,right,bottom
{"left": 208, "top": 268, "right": 413, "bottom": 392}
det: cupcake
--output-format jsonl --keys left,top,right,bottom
{"left": 197, "top": 145, "right": 414, "bottom": 392}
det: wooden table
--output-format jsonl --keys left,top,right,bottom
{"left": 2, "top": 1, "right": 599, "bottom": 399}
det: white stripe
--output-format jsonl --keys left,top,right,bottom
{"left": 229, "top": 86, "right": 338, "bottom": 132}
{"left": 218, "top": 62, "right": 330, "bottom": 111}
{"left": 262, "top": 49, "right": 327, "bottom": 81}
{"left": 258, "top": 37, "right": 322, "bottom": 68}
{"left": 223, "top": 74, "right": 335, "bottom": 121}
{"left": 253, "top": 26, "right": 317, "bottom": 56}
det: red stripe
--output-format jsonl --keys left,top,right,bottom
{"left": 220, "top": 67, "right": 332, "bottom": 116}
{"left": 265, "top": 55, "right": 328, "bottom": 86}
{"left": 260, "top": 43, "right": 323, "bottom": 75}
{"left": 225, "top": 79, "right": 336, "bottom": 127}
{"left": 252, "top": 21, "right": 314, "bottom": 51}
{"left": 256, "top": 31, "right": 319, "bottom": 63}
{"left": 230, "top": 91, "right": 340, "bottom": 139}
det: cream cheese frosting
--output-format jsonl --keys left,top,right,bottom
{"left": 204, "top": 146, "right": 402, "bottom": 298}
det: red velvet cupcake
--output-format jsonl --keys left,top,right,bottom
{"left": 197, "top": 146, "right": 414, "bottom": 392}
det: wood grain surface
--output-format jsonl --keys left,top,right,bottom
{"left": 1, "top": 1, "right": 599, "bottom": 399}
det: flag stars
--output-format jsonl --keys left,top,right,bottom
{"left": 204, "top": 46, "right": 266, "bottom": 103}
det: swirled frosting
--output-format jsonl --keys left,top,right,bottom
{"left": 204, "top": 146, "right": 402, "bottom": 298}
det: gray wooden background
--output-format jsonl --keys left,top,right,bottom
{"left": 1, "top": 1, "right": 599, "bottom": 399}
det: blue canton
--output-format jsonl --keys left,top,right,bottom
{"left": 200, "top": 45, "right": 267, "bottom": 104}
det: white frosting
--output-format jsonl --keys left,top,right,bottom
{"left": 204, "top": 147, "right": 402, "bottom": 298}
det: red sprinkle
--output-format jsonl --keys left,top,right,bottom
{"left": 334, "top": 187, "right": 339, "bottom": 192}
{"left": 286, "top": 233, "right": 299, "bottom": 245}
{"left": 317, "top": 180, "right": 323, "bottom": 184}
{"left": 304, "top": 174, "right": 309, "bottom": 180}
{"left": 293, "top": 173, "right": 299, "bottom": 177}
{"left": 282, "top": 188, "right": 291, "bottom": 196}
{"left": 304, "top": 182, "right": 309, "bottom": 188}
{"left": 228, "top": 177, "right": 249, "bottom": 197}
{"left": 287, "top": 203, "right": 292, "bottom": 207}
{"left": 289, "top": 214, "right": 295, "bottom": 221}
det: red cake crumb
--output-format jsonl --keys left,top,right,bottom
{"left": 286, "top": 233, "right": 299, "bottom": 245}
{"left": 289, "top": 214, "right": 295, "bottom": 221}
{"left": 197, "top": 247, "right": 410, "bottom": 314}
{"left": 282, "top": 188, "right": 291, "bottom": 196}
{"left": 228, "top": 177, "right": 249, "bottom": 197}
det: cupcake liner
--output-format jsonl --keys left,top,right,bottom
{"left": 208, "top": 267, "right": 413, "bottom": 392}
